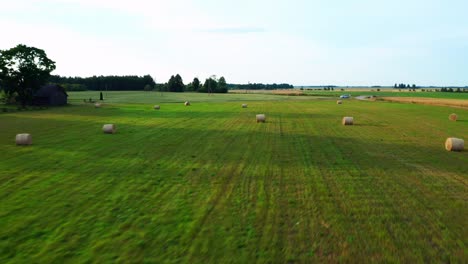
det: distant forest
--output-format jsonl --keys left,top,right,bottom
{"left": 49, "top": 75, "right": 155, "bottom": 91}
{"left": 49, "top": 75, "right": 294, "bottom": 93}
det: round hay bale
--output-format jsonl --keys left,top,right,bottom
{"left": 154, "top": 105, "right": 160, "bottom": 110}
{"left": 449, "top": 113, "right": 457, "bottom": 121}
{"left": 256, "top": 114, "right": 266, "bottom": 123}
{"left": 95, "top": 103, "right": 102, "bottom": 108}
{"left": 242, "top": 104, "right": 248, "bottom": 108}
{"left": 16, "top": 133, "right": 32, "bottom": 145}
{"left": 184, "top": 101, "right": 190, "bottom": 106}
{"left": 342, "top": 117, "right": 354, "bottom": 125}
{"left": 337, "top": 100, "right": 342, "bottom": 104}
{"left": 102, "top": 124, "right": 116, "bottom": 134}
{"left": 445, "top": 137, "right": 464, "bottom": 152}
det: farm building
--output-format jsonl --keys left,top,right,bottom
{"left": 33, "top": 84, "right": 68, "bottom": 106}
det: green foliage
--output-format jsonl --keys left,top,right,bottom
{"left": 0, "top": 44, "right": 56, "bottom": 106}
{"left": 143, "top": 84, "right": 153, "bottom": 91}
{"left": 49, "top": 74, "right": 155, "bottom": 91}
{"left": 440, "top": 87, "right": 467, "bottom": 93}
{"left": 60, "top": 83, "right": 87, "bottom": 91}
{"left": 218, "top": 76, "right": 227, "bottom": 93}
{"left": 0, "top": 90, "right": 5, "bottom": 103}
{"left": 0, "top": 89, "right": 16, "bottom": 104}
{"left": 99, "top": 92, "right": 104, "bottom": 100}
{"left": 167, "top": 74, "right": 185, "bottom": 92}
{"left": 185, "top": 83, "right": 194, "bottom": 91}
{"left": 395, "top": 83, "right": 416, "bottom": 89}
{"left": 192, "top": 77, "right": 200, "bottom": 92}
{"left": 153, "top": 83, "right": 167, "bottom": 92}
{"left": 198, "top": 76, "right": 227, "bottom": 93}
{"left": 201, "top": 77, "right": 217, "bottom": 93}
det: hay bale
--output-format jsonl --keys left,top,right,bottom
{"left": 95, "top": 103, "right": 101, "bottom": 108}
{"left": 184, "top": 101, "right": 190, "bottom": 106}
{"left": 102, "top": 124, "right": 116, "bottom": 134}
{"left": 242, "top": 104, "right": 248, "bottom": 108}
{"left": 342, "top": 117, "right": 354, "bottom": 125}
{"left": 337, "top": 100, "right": 342, "bottom": 104}
{"left": 449, "top": 113, "right": 457, "bottom": 121}
{"left": 256, "top": 114, "right": 266, "bottom": 123}
{"left": 154, "top": 105, "right": 160, "bottom": 110}
{"left": 445, "top": 137, "right": 464, "bottom": 151}
{"left": 16, "top": 133, "right": 32, "bottom": 145}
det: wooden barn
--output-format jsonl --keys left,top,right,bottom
{"left": 33, "top": 84, "right": 68, "bottom": 106}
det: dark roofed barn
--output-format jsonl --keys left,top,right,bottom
{"left": 33, "top": 84, "right": 68, "bottom": 106}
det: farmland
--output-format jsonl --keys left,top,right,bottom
{"left": 302, "top": 90, "right": 468, "bottom": 100}
{"left": 380, "top": 97, "right": 468, "bottom": 108}
{"left": 0, "top": 92, "right": 467, "bottom": 263}
{"left": 68, "top": 91, "right": 316, "bottom": 105}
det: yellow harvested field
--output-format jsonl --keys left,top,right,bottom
{"left": 381, "top": 97, "right": 468, "bottom": 108}
{"left": 271, "top": 89, "right": 304, "bottom": 95}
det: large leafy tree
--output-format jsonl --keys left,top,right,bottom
{"left": 167, "top": 74, "right": 185, "bottom": 92}
{"left": 0, "top": 44, "right": 56, "bottom": 106}
{"left": 192, "top": 77, "right": 200, "bottom": 92}
{"left": 202, "top": 77, "right": 217, "bottom": 93}
{"left": 218, "top": 76, "right": 227, "bottom": 93}
{"left": 199, "top": 76, "right": 228, "bottom": 93}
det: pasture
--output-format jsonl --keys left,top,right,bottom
{"left": 0, "top": 92, "right": 467, "bottom": 263}
{"left": 68, "top": 91, "right": 316, "bottom": 105}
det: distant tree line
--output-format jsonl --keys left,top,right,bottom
{"left": 150, "top": 75, "right": 228, "bottom": 93}
{"left": 49, "top": 73, "right": 294, "bottom": 94}
{"left": 439, "top": 87, "right": 467, "bottom": 93}
{"left": 227, "top": 83, "right": 294, "bottom": 90}
{"left": 394, "top": 83, "right": 417, "bottom": 89}
{"left": 49, "top": 75, "right": 156, "bottom": 91}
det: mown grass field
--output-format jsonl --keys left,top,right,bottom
{"left": 1, "top": 92, "right": 467, "bottom": 263}
{"left": 68, "top": 91, "right": 317, "bottom": 105}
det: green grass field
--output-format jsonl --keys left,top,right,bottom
{"left": 1, "top": 92, "right": 467, "bottom": 263}
{"left": 68, "top": 91, "right": 317, "bottom": 105}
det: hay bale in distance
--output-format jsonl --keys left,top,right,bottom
{"left": 242, "top": 104, "right": 248, "bottom": 108}
{"left": 95, "top": 103, "right": 102, "bottom": 108}
{"left": 154, "top": 105, "right": 160, "bottom": 110}
{"left": 337, "top": 100, "right": 342, "bottom": 104}
{"left": 445, "top": 137, "right": 464, "bottom": 151}
{"left": 256, "top": 114, "right": 266, "bottom": 123}
{"left": 449, "top": 113, "right": 457, "bottom": 121}
{"left": 184, "top": 101, "right": 190, "bottom": 106}
{"left": 102, "top": 124, "right": 116, "bottom": 134}
{"left": 16, "top": 133, "right": 32, "bottom": 145}
{"left": 342, "top": 117, "right": 354, "bottom": 125}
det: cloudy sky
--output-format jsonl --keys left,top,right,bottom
{"left": 1, "top": 0, "right": 467, "bottom": 86}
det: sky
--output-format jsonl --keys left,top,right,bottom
{"left": 1, "top": 0, "right": 467, "bottom": 86}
